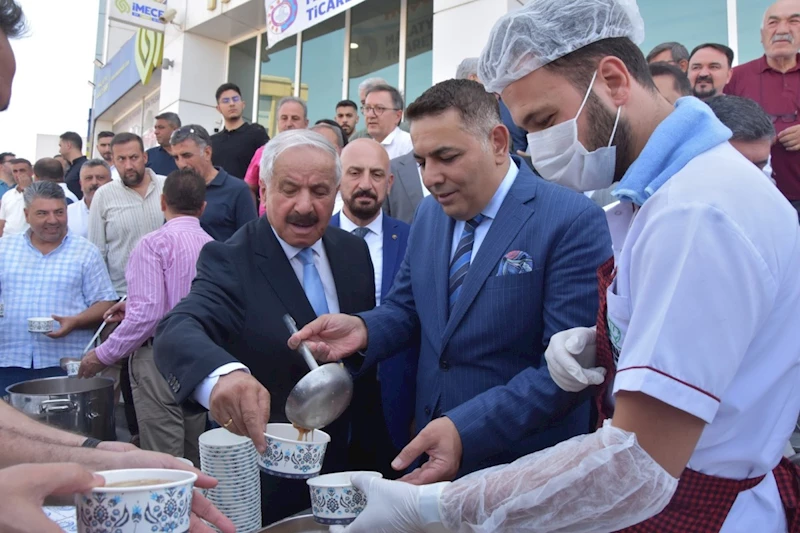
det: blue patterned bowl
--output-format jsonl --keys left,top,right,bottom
{"left": 75, "top": 468, "right": 197, "bottom": 533}
{"left": 258, "top": 423, "right": 331, "bottom": 479}
{"left": 307, "top": 472, "right": 382, "bottom": 525}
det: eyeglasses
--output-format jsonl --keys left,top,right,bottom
{"left": 219, "top": 96, "right": 241, "bottom": 104}
{"left": 361, "top": 105, "right": 400, "bottom": 116}
{"left": 768, "top": 111, "right": 798, "bottom": 123}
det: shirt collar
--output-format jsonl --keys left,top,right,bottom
{"left": 23, "top": 229, "right": 70, "bottom": 255}
{"left": 381, "top": 127, "right": 401, "bottom": 146}
{"left": 120, "top": 168, "right": 161, "bottom": 196}
{"left": 81, "top": 198, "right": 90, "bottom": 212}
{"left": 208, "top": 167, "right": 228, "bottom": 188}
{"left": 271, "top": 226, "right": 325, "bottom": 262}
{"left": 339, "top": 209, "right": 383, "bottom": 236}
{"left": 163, "top": 215, "right": 201, "bottom": 230}
{"left": 479, "top": 157, "right": 519, "bottom": 221}
{"left": 759, "top": 53, "right": 800, "bottom": 73}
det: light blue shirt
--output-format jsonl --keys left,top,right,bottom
{"left": 450, "top": 158, "right": 519, "bottom": 262}
{"left": 0, "top": 231, "right": 118, "bottom": 369}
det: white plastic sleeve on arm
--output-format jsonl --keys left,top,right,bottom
{"left": 439, "top": 420, "right": 678, "bottom": 533}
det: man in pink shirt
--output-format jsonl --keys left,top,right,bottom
{"left": 78, "top": 168, "right": 212, "bottom": 466}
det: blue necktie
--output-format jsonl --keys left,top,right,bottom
{"left": 297, "top": 248, "right": 329, "bottom": 317}
{"left": 449, "top": 214, "right": 485, "bottom": 312}
{"left": 351, "top": 227, "right": 370, "bottom": 239}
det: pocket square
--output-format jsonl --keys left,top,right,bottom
{"left": 496, "top": 250, "right": 533, "bottom": 276}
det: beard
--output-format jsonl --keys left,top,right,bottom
{"left": 584, "top": 92, "right": 635, "bottom": 182}
{"left": 345, "top": 190, "right": 381, "bottom": 221}
{"left": 692, "top": 76, "right": 718, "bottom": 99}
{"left": 122, "top": 168, "right": 145, "bottom": 188}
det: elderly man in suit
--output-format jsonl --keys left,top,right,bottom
{"left": 154, "top": 130, "right": 376, "bottom": 524}
{"left": 291, "top": 79, "right": 612, "bottom": 484}
{"left": 330, "top": 138, "right": 416, "bottom": 477}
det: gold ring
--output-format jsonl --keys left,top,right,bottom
{"left": 223, "top": 418, "right": 234, "bottom": 429}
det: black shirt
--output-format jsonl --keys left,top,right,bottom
{"left": 64, "top": 155, "right": 87, "bottom": 200}
{"left": 210, "top": 122, "right": 269, "bottom": 181}
{"left": 200, "top": 167, "right": 258, "bottom": 242}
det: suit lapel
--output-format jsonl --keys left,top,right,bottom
{"left": 324, "top": 230, "right": 357, "bottom": 313}
{"left": 434, "top": 210, "right": 455, "bottom": 340}
{"left": 441, "top": 164, "right": 538, "bottom": 348}
{"left": 330, "top": 212, "right": 341, "bottom": 228}
{"left": 253, "top": 219, "right": 318, "bottom": 327}
{"left": 396, "top": 156, "right": 424, "bottom": 210}
{"left": 381, "top": 216, "right": 400, "bottom": 301}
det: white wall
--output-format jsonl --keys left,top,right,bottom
{"left": 35, "top": 134, "right": 65, "bottom": 162}
{"left": 159, "top": 29, "right": 228, "bottom": 134}
{"left": 432, "top": 0, "right": 512, "bottom": 83}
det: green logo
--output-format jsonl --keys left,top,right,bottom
{"left": 115, "top": 0, "right": 130, "bottom": 14}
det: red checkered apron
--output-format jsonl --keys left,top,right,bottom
{"left": 593, "top": 257, "right": 800, "bottom": 532}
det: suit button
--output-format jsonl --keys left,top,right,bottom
{"left": 439, "top": 360, "right": 449, "bottom": 371}
{"left": 424, "top": 406, "right": 431, "bottom": 416}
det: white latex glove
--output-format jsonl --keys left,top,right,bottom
{"left": 329, "top": 474, "right": 451, "bottom": 533}
{"left": 544, "top": 326, "right": 606, "bottom": 392}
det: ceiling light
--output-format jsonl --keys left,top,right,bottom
{"left": 350, "top": 42, "right": 359, "bottom": 50}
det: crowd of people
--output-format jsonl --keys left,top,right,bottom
{"left": 1, "top": 0, "right": 800, "bottom": 531}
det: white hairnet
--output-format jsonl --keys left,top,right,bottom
{"left": 479, "top": 0, "right": 646, "bottom": 94}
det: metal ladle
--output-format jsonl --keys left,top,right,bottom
{"left": 283, "top": 314, "right": 353, "bottom": 430}
{"left": 60, "top": 295, "right": 128, "bottom": 376}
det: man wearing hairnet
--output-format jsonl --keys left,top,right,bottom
{"left": 325, "top": 0, "right": 800, "bottom": 532}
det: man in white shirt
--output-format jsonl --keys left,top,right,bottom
{"left": 67, "top": 159, "right": 112, "bottom": 239}
{"left": 32, "top": 157, "right": 79, "bottom": 204}
{"left": 0, "top": 158, "right": 32, "bottom": 237}
{"left": 329, "top": 138, "right": 416, "bottom": 476}
{"left": 364, "top": 84, "right": 413, "bottom": 160}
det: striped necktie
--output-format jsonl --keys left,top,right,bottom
{"left": 448, "top": 214, "right": 485, "bottom": 312}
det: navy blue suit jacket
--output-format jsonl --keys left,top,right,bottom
{"left": 500, "top": 99, "right": 528, "bottom": 154}
{"left": 359, "top": 158, "right": 612, "bottom": 476}
{"left": 330, "top": 212, "right": 416, "bottom": 450}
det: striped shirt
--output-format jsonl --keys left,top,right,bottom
{"left": 0, "top": 231, "right": 118, "bottom": 368}
{"left": 95, "top": 216, "right": 213, "bottom": 365}
{"left": 88, "top": 169, "right": 165, "bottom": 295}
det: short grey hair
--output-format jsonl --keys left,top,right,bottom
{"left": 455, "top": 58, "right": 479, "bottom": 80}
{"left": 23, "top": 180, "right": 66, "bottom": 208}
{"left": 358, "top": 77, "right": 388, "bottom": 98}
{"left": 277, "top": 96, "right": 308, "bottom": 118}
{"left": 311, "top": 123, "right": 344, "bottom": 149}
{"left": 80, "top": 158, "right": 110, "bottom": 174}
{"left": 646, "top": 42, "right": 689, "bottom": 64}
{"left": 155, "top": 112, "right": 181, "bottom": 129}
{"left": 705, "top": 95, "right": 776, "bottom": 142}
{"left": 259, "top": 129, "right": 342, "bottom": 187}
{"left": 170, "top": 124, "right": 211, "bottom": 150}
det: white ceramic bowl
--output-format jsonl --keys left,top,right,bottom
{"left": 259, "top": 423, "right": 331, "bottom": 479}
{"left": 28, "top": 317, "right": 54, "bottom": 333}
{"left": 75, "top": 469, "right": 197, "bottom": 533}
{"left": 307, "top": 472, "right": 382, "bottom": 525}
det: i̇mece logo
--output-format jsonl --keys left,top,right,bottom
{"left": 119, "top": 0, "right": 166, "bottom": 22}
{"left": 115, "top": 0, "right": 131, "bottom": 14}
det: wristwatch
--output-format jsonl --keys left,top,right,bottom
{"left": 81, "top": 437, "right": 102, "bottom": 448}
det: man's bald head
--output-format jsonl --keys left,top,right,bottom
{"left": 339, "top": 139, "right": 393, "bottom": 224}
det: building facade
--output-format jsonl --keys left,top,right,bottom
{"left": 90, "top": 0, "right": 772, "bottom": 153}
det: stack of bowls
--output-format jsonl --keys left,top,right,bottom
{"left": 199, "top": 428, "right": 262, "bottom": 533}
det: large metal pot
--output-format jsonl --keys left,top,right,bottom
{"left": 5, "top": 376, "right": 116, "bottom": 441}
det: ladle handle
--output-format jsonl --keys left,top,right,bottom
{"left": 82, "top": 295, "right": 127, "bottom": 356}
{"left": 283, "top": 314, "right": 320, "bottom": 370}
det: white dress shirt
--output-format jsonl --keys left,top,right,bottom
{"left": 67, "top": 198, "right": 90, "bottom": 239}
{"left": 58, "top": 183, "right": 79, "bottom": 204}
{"left": 381, "top": 127, "right": 414, "bottom": 160}
{"left": 339, "top": 210, "right": 383, "bottom": 305}
{"left": 193, "top": 230, "right": 341, "bottom": 409}
{"left": 0, "top": 188, "right": 28, "bottom": 236}
{"left": 450, "top": 159, "right": 519, "bottom": 262}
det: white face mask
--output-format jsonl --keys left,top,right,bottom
{"left": 526, "top": 71, "right": 622, "bottom": 192}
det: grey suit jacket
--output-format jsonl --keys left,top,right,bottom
{"left": 385, "top": 151, "right": 423, "bottom": 225}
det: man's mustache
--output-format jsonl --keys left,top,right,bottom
{"left": 773, "top": 33, "right": 794, "bottom": 44}
{"left": 695, "top": 75, "right": 713, "bottom": 85}
{"left": 286, "top": 213, "right": 319, "bottom": 226}
{"left": 352, "top": 190, "right": 377, "bottom": 201}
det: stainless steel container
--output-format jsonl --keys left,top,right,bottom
{"left": 5, "top": 376, "right": 116, "bottom": 441}
{"left": 260, "top": 514, "right": 327, "bottom": 532}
